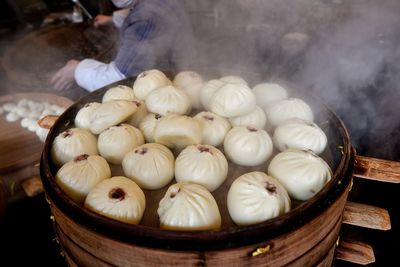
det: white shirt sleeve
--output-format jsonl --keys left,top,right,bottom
{"left": 74, "top": 59, "right": 126, "bottom": 92}
{"left": 112, "top": 8, "right": 131, "bottom": 28}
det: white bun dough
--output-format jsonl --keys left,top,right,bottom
{"left": 175, "top": 144, "right": 228, "bottom": 192}
{"left": 153, "top": 115, "right": 202, "bottom": 151}
{"left": 122, "top": 143, "right": 175, "bottom": 190}
{"left": 145, "top": 85, "right": 191, "bottom": 116}
{"left": 266, "top": 98, "right": 314, "bottom": 127}
{"left": 157, "top": 182, "right": 221, "bottom": 231}
{"left": 252, "top": 83, "right": 289, "bottom": 110}
{"left": 224, "top": 126, "right": 273, "bottom": 166}
{"left": 98, "top": 123, "right": 144, "bottom": 164}
{"left": 273, "top": 118, "right": 327, "bottom": 154}
{"left": 90, "top": 100, "right": 137, "bottom": 135}
{"left": 125, "top": 99, "right": 148, "bottom": 127}
{"left": 74, "top": 102, "right": 101, "bottom": 129}
{"left": 200, "top": 79, "right": 225, "bottom": 111}
{"left": 55, "top": 154, "right": 111, "bottom": 203}
{"left": 139, "top": 113, "right": 163, "bottom": 143}
{"left": 209, "top": 83, "right": 256, "bottom": 117}
{"left": 268, "top": 149, "right": 332, "bottom": 200}
{"left": 84, "top": 176, "right": 146, "bottom": 225}
{"left": 102, "top": 85, "right": 135, "bottom": 102}
{"left": 229, "top": 106, "right": 267, "bottom": 129}
{"left": 227, "top": 171, "right": 290, "bottom": 226}
{"left": 193, "top": 111, "right": 231, "bottom": 147}
{"left": 51, "top": 128, "right": 98, "bottom": 167}
{"left": 133, "top": 69, "right": 172, "bottom": 100}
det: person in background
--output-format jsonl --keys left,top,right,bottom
{"left": 50, "top": 0, "right": 195, "bottom": 92}
{"left": 93, "top": 7, "right": 130, "bottom": 28}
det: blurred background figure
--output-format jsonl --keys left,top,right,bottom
{"left": 50, "top": 0, "right": 195, "bottom": 92}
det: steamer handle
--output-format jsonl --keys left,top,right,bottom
{"left": 353, "top": 155, "right": 400, "bottom": 183}
{"left": 37, "top": 115, "right": 60, "bottom": 130}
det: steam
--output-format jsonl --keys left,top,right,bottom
{"left": 292, "top": 0, "right": 400, "bottom": 158}
{"left": 187, "top": 0, "right": 400, "bottom": 159}
{"left": 1, "top": 0, "right": 399, "bottom": 158}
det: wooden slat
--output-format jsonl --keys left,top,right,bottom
{"left": 335, "top": 239, "right": 375, "bottom": 265}
{"left": 354, "top": 155, "right": 400, "bottom": 183}
{"left": 342, "top": 201, "right": 391, "bottom": 230}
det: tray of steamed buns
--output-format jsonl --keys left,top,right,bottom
{"left": 40, "top": 69, "right": 349, "bottom": 242}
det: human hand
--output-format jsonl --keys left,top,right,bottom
{"left": 50, "top": 60, "right": 80, "bottom": 91}
{"left": 94, "top": 15, "right": 113, "bottom": 28}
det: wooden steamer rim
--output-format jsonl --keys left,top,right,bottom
{"left": 40, "top": 77, "right": 354, "bottom": 251}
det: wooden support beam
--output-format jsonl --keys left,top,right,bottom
{"left": 354, "top": 155, "right": 400, "bottom": 183}
{"left": 342, "top": 201, "right": 391, "bottom": 230}
{"left": 335, "top": 239, "right": 375, "bottom": 265}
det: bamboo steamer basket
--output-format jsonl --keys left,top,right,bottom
{"left": 40, "top": 77, "right": 354, "bottom": 267}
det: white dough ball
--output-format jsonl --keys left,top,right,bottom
{"left": 273, "top": 118, "right": 328, "bottom": 154}
{"left": 133, "top": 69, "right": 172, "bottom": 100}
{"left": 220, "top": 75, "right": 248, "bottom": 86}
{"left": 102, "top": 85, "right": 136, "bottom": 102}
{"left": 193, "top": 111, "right": 231, "bottom": 147}
{"left": 229, "top": 106, "right": 267, "bottom": 129}
{"left": 227, "top": 171, "right": 291, "bottom": 226}
{"left": 28, "top": 110, "right": 42, "bottom": 120}
{"left": 139, "top": 113, "right": 163, "bottom": 143}
{"left": 55, "top": 107, "right": 66, "bottom": 115}
{"left": 200, "top": 79, "right": 225, "bottom": 111}
{"left": 90, "top": 100, "right": 137, "bottom": 135}
{"left": 41, "top": 108, "right": 53, "bottom": 117}
{"left": 17, "top": 98, "right": 29, "bottom": 108}
{"left": 173, "top": 71, "right": 204, "bottom": 89}
{"left": 252, "top": 83, "right": 289, "bottom": 110}
{"left": 98, "top": 124, "right": 144, "bottom": 165}
{"left": 3, "top": 103, "right": 17, "bottom": 112}
{"left": 20, "top": 117, "right": 30, "bottom": 128}
{"left": 36, "top": 127, "right": 50, "bottom": 142}
{"left": 55, "top": 154, "right": 111, "bottom": 203}
{"left": 224, "top": 126, "right": 273, "bottom": 166}
{"left": 51, "top": 128, "right": 98, "bottom": 167}
{"left": 29, "top": 101, "right": 44, "bottom": 113}
{"left": 268, "top": 149, "right": 332, "bottom": 200}
{"left": 84, "top": 176, "right": 146, "bottom": 225}
{"left": 27, "top": 119, "right": 39, "bottom": 132}
{"left": 153, "top": 115, "right": 202, "bottom": 151}
{"left": 182, "top": 82, "right": 204, "bottom": 110}
{"left": 6, "top": 112, "right": 20, "bottom": 122}
{"left": 16, "top": 107, "right": 29, "bottom": 118}
{"left": 157, "top": 182, "right": 221, "bottom": 231}
{"left": 173, "top": 71, "right": 205, "bottom": 110}
{"left": 74, "top": 102, "right": 101, "bottom": 129}
{"left": 50, "top": 104, "right": 60, "bottom": 112}
{"left": 145, "top": 85, "right": 191, "bottom": 116}
{"left": 266, "top": 98, "right": 314, "bottom": 127}
{"left": 209, "top": 83, "right": 256, "bottom": 117}
{"left": 175, "top": 144, "right": 228, "bottom": 192}
{"left": 42, "top": 102, "right": 51, "bottom": 110}
{"left": 126, "top": 99, "right": 148, "bottom": 127}
{"left": 122, "top": 143, "right": 175, "bottom": 190}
